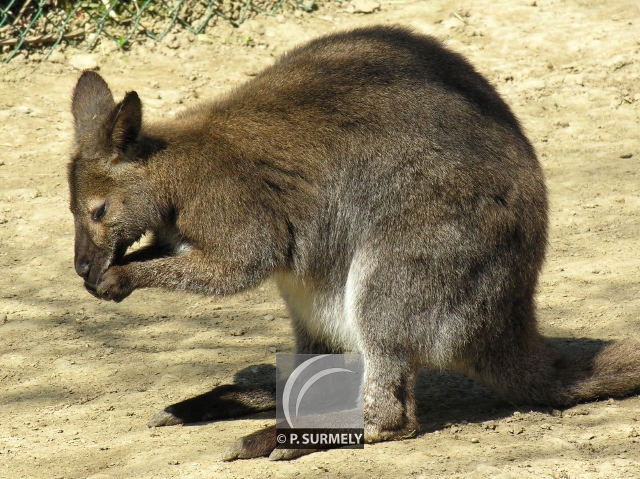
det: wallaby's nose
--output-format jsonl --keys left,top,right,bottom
{"left": 75, "top": 260, "right": 91, "bottom": 279}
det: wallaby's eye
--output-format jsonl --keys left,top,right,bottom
{"left": 91, "top": 203, "right": 107, "bottom": 222}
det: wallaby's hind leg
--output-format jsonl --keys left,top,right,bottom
{"left": 348, "top": 251, "right": 423, "bottom": 442}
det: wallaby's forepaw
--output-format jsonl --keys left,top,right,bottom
{"left": 96, "top": 265, "right": 134, "bottom": 302}
{"left": 147, "top": 410, "right": 184, "bottom": 428}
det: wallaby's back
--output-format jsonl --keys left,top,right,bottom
{"left": 180, "top": 27, "right": 547, "bottom": 293}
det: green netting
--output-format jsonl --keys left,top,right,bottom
{"left": 0, "top": 0, "right": 317, "bottom": 62}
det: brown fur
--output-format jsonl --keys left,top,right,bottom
{"left": 67, "top": 26, "right": 640, "bottom": 460}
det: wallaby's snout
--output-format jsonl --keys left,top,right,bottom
{"left": 73, "top": 224, "right": 110, "bottom": 295}
{"left": 74, "top": 256, "right": 90, "bottom": 279}
{"left": 73, "top": 224, "right": 93, "bottom": 280}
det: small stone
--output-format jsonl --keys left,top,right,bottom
{"left": 620, "top": 153, "right": 633, "bottom": 159}
{"left": 263, "top": 314, "right": 275, "bottom": 321}
{"left": 47, "top": 50, "right": 65, "bottom": 64}
{"left": 269, "top": 346, "right": 278, "bottom": 353}
{"left": 14, "top": 105, "right": 32, "bottom": 115}
{"left": 197, "top": 34, "right": 214, "bottom": 44}
{"left": 470, "top": 437, "right": 480, "bottom": 443}
{"left": 69, "top": 54, "right": 99, "bottom": 71}
{"left": 349, "top": 0, "right": 380, "bottom": 14}
{"left": 251, "top": 22, "right": 266, "bottom": 36}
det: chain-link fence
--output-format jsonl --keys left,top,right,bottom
{"left": 0, "top": 0, "right": 318, "bottom": 62}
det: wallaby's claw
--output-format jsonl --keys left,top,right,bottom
{"left": 268, "top": 447, "right": 319, "bottom": 461}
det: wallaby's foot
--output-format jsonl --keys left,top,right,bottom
{"left": 222, "top": 425, "right": 275, "bottom": 460}
{"left": 223, "top": 425, "right": 318, "bottom": 461}
{"left": 222, "top": 420, "right": 416, "bottom": 461}
{"left": 147, "top": 379, "right": 276, "bottom": 428}
{"left": 148, "top": 409, "right": 183, "bottom": 427}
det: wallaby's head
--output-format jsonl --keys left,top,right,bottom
{"left": 68, "top": 71, "right": 159, "bottom": 295}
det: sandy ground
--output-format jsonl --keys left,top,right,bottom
{"left": 1, "top": 0, "right": 639, "bottom": 477}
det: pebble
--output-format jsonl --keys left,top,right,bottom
{"left": 14, "top": 105, "right": 32, "bottom": 115}
{"left": 197, "top": 34, "right": 214, "bottom": 44}
{"left": 47, "top": 50, "right": 65, "bottom": 64}
{"left": 68, "top": 54, "right": 99, "bottom": 71}
{"left": 348, "top": 0, "right": 381, "bottom": 14}
{"left": 251, "top": 22, "right": 266, "bottom": 36}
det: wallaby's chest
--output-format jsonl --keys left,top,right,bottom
{"left": 274, "top": 272, "right": 361, "bottom": 352}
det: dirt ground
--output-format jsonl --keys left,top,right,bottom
{"left": 1, "top": 0, "right": 639, "bottom": 477}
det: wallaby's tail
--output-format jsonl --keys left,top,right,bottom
{"left": 559, "top": 339, "right": 640, "bottom": 404}
{"left": 464, "top": 328, "right": 640, "bottom": 407}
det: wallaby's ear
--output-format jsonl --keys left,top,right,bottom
{"left": 110, "top": 91, "right": 142, "bottom": 153}
{"left": 71, "top": 71, "right": 143, "bottom": 160}
{"left": 72, "top": 71, "right": 116, "bottom": 151}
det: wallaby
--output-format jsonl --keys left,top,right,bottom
{"left": 68, "top": 25, "right": 640, "bottom": 461}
